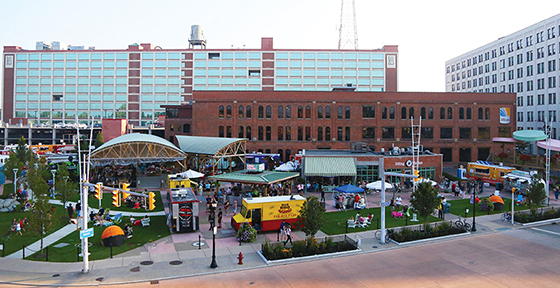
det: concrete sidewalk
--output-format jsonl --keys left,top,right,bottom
{"left": 6, "top": 224, "right": 76, "bottom": 259}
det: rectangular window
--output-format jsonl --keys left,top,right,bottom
{"left": 478, "top": 127, "right": 490, "bottom": 139}
{"left": 498, "top": 127, "right": 511, "bottom": 137}
{"left": 381, "top": 127, "right": 394, "bottom": 139}
{"left": 362, "top": 127, "right": 375, "bottom": 139}
{"left": 362, "top": 105, "right": 375, "bottom": 118}
{"left": 459, "top": 128, "right": 471, "bottom": 139}
{"left": 440, "top": 127, "right": 453, "bottom": 139}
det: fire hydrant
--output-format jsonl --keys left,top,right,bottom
{"left": 237, "top": 252, "right": 244, "bottom": 265}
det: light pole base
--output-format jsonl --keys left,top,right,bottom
{"left": 210, "top": 258, "right": 218, "bottom": 269}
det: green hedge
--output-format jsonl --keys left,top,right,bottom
{"left": 389, "top": 222, "right": 465, "bottom": 243}
{"left": 515, "top": 208, "right": 560, "bottom": 223}
{"left": 261, "top": 237, "right": 357, "bottom": 261}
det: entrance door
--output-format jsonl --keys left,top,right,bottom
{"left": 252, "top": 209, "right": 262, "bottom": 231}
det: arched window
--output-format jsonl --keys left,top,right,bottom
{"left": 409, "top": 107, "right": 414, "bottom": 119}
{"left": 218, "top": 105, "right": 224, "bottom": 118}
{"left": 428, "top": 107, "right": 434, "bottom": 119}
{"left": 459, "top": 107, "right": 465, "bottom": 119}
{"left": 318, "top": 106, "right": 323, "bottom": 118}
{"left": 238, "top": 126, "right": 244, "bottom": 138}
{"left": 318, "top": 127, "right": 323, "bottom": 141}
{"left": 478, "top": 107, "right": 483, "bottom": 120}
{"left": 278, "top": 105, "right": 284, "bottom": 119}
{"left": 440, "top": 107, "right": 445, "bottom": 119}
{"left": 337, "top": 106, "right": 343, "bottom": 119}
{"left": 401, "top": 107, "right": 407, "bottom": 119}
{"left": 266, "top": 105, "right": 271, "bottom": 119}
{"left": 298, "top": 126, "right": 303, "bottom": 141}
{"left": 298, "top": 106, "right": 303, "bottom": 118}
{"left": 246, "top": 126, "right": 252, "bottom": 139}
{"left": 285, "top": 126, "right": 291, "bottom": 140}
{"left": 447, "top": 107, "right": 453, "bottom": 120}
{"left": 266, "top": 126, "right": 271, "bottom": 140}
{"left": 285, "top": 106, "right": 291, "bottom": 119}
{"left": 382, "top": 107, "right": 388, "bottom": 119}
{"left": 466, "top": 107, "right": 472, "bottom": 120}
{"left": 306, "top": 106, "right": 311, "bottom": 118}
{"left": 218, "top": 126, "right": 224, "bottom": 137}
{"left": 345, "top": 106, "right": 351, "bottom": 119}
{"left": 170, "top": 124, "right": 174, "bottom": 132}
{"left": 246, "top": 105, "right": 252, "bottom": 119}
{"left": 258, "top": 105, "right": 264, "bottom": 119}
{"left": 238, "top": 106, "right": 244, "bottom": 119}
{"left": 278, "top": 149, "right": 284, "bottom": 162}
{"left": 278, "top": 126, "right": 284, "bottom": 140}
{"left": 325, "top": 106, "right": 331, "bottom": 119}
{"left": 258, "top": 126, "right": 264, "bottom": 140}
{"left": 485, "top": 108, "right": 490, "bottom": 120}
{"left": 226, "top": 105, "right": 232, "bottom": 118}
{"left": 285, "top": 149, "right": 291, "bottom": 162}
{"left": 325, "top": 127, "right": 331, "bottom": 140}
{"left": 183, "top": 124, "right": 191, "bottom": 134}
{"left": 389, "top": 107, "right": 395, "bottom": 119}
{"left": 421, "top": 107, "right": 426, "bottom": 119}
{"left": 226, "top": 126, "right": 232, "bottom": 138}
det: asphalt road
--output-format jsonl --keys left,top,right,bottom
{"left": 24, "top": 223, "right": 557, "bottom": 288}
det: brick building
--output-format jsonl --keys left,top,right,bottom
{"left": 165, "top": 90, "right": 516, "bottom": 167}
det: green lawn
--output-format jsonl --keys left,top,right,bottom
{"left": 447, "top": 197, "right": 541, "bottom": 217}
{"left": 320, "top": 207, "right": 442, "bottom": 235}
{"left": 0, "top": 204, "right": 67, "bottom": 256}
{"left": 27, "top": 216, "right": 170, "bottom": 262}
{"left": 1, "top": 183, "right": 14, "bottom": 198}
{"left": 66, "top": 190, "right": 164, "bottom": 213}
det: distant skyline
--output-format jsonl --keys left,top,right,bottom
{"left": 1, "top": 0, "right": 558, "bottom": 93}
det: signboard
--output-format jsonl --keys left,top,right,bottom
{"left": 386, "top": 55, "right": 396, "bottom": 68}
{"left": 246, "top": 163, "right": 265, "bottom": 172}
{"left": 4, "top": 55, "right": 13, "bottom": 69}
{"left": 380, "top": 202, "right": 391, "bottom": 207}
{"left": 499, "top": 107, "right": 511, "bottom": 124}
{"left": 80, "top": 228, "right": 94, "bottom": 239}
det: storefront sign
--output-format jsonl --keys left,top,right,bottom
{"left": 247, "top": 163, "right": 265, "bottom": 172}
{"left": 499, "top": 107, "right": 510, "bottom": 124}
{"left": 395, "top": 161, "right": 423, "bottom": 167}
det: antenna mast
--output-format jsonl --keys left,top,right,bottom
{"left": 338, "top": 0, "right": 358, "bottom": 50}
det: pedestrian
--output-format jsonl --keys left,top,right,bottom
{"left": 18, "top": 218, "right": 25, "bottom": 232}
{"left": 76, "top": 201, "right": 81, "bottom": 217}
{"left": 224, "top": 199, "right": 230, "bottom": 216}
{"left": 67, "top": 203, "right": 74, "bottom": 219}
{"left": 320, "top": 189, "right": 325, "bottom": 202}
{"left": 217, "top": 208, "right": 223, "bottom": 228}
{"left": 279, "top": 219, "right": 287, "bottom": 242}
{"left": 208, "top": 210, "right": 215, "bottom": 230}
{"left": 233, "top": 201, "right": 238, "bottom": 214}
{"left": 15, "top": 220, "right": 22, "bottom": 235}
{"left": 284, "top": 224, "right": 292, "bottom": 246}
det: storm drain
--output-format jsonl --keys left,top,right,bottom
{"left": 95, "top": 277, "right": 104, "bottom": 282}
{"left": 141, "top": 260, "right": 154, "bottom": 266}
{"left": 151, "top": 280, "right": 159, "bottom": 285}
{"left": 372, "top": 246, "right": 378, "bottom": 248}
{"left": 52, "top": 274, "right": 60, "bottom": 278}
{"left": 130, "top": 266, "right": 140, "bottom": 272}
{"left": 169, "top": 260, "right": 183, "bottom": 265}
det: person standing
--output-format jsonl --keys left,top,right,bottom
{"left": 279, "top": 219, "right": 287, "bottom": 242}
{"left": 284, "top": 224, "right": 292, "bottom": 246}
{"left": 233, "top": 201, "right": 238, "bottom": 214}
{"left": 555, "top": 186, "right": 559, "bottom": 200}
{"left": 320, "top": 189, "right": 325, "bottom": 202}
{"left": 76, "top": 201, "right": 81, "bottom": 217}
{"left": 224, "top": 199, "right": 230, "bottom": 216}
{"left": 208, "top": 210, "right": 215, "bottom": 230}
{"left": 67, "top": 203, "right": 74, "bottom": 219}
{"left": 217, "top": 208, "right": 223, "bottom": 228}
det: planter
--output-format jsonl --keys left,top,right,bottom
{"left": 389, "top": 231, "right": 470, "bottom": 246}
{"left": 257, "top": 247, "right": 361, "bottom": 265}
{"left": 517, "top": 217, "right": 560, "bottom": 227}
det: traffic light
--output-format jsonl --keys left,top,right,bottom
{"left": 414, "top": 170, "right": 420, "bottom": 182}
{"left": 121, "top": 183, "right": 130, "bottom": 200}
{"left": 112, "top": 190, "right": 120, "bottom": 207}
{"left": 94, "top": 182, "right": 103, "bottom": 200}
{"left": 148, "top": 192, "right": 156, "bottom": 211}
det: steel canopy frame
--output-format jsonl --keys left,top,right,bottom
{"left": 89, "top": 141, "right": 187, "bottom": 167}
{"left": 186, "top": 139, "right": 247, "bottom": 175}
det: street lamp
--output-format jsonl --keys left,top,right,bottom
{"left": 471, "top": 193, "right": 477, "bottom": 232}
{"left": 210, "top": 202, "right": 218, "bottom": 269}
{"left": 51, "top": 169, "right": 57, "bottom": 198}
{"left": 13, "top": 168, "right": 18, "bottom": 197}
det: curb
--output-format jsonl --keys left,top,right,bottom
{"left": 256, "top": 248, "right": 361, "bottom": 265}
{"left": 518, "top": 217, "right": 560, "bottom": 227}
{"left": 389, "top": 231, "right": 471, "bottom": 246}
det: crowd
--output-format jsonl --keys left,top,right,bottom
{"left": 10, "top": 218, "right": 28, "bottom": 235}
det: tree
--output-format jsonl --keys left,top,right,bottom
{"left": 526, "top": 174, "right": 547, "bottom": 208}
{"left": 15, "top": 136, "right": 32, "bottom": 164}
{"left": 295, "top": 196, "right": 326, "bottom": 238}
{"left": 55, "top": 163, "right": 79, "bottom": 209}
{"left": 26, "top": 166, "right": 58, "bottom": 254}
{"left": 94, "top": 132, "right": 104, "bottom": 148}
{"left": 409, "top": 182, "right": 440, "bottom": 224}
{"left": 3, "top": 153, "right": 24, "bottom": 182}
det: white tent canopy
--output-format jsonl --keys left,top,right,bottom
{"left": 366, "top": 180, "right": 394, "bottom": 190}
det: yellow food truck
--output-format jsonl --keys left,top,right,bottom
{"left": 167, "top": 173, "right": 195, "bottom": 189}
{"left": 467, "top": 161, "right": 516, "bottom": 185}
{"left": 231, "top": 195, "right": 306, "bottom": 231}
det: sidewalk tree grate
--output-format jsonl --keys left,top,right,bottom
{"left": 95, "top": 277, "right": 104, "bottom": 282}
{"left": 372, "top": 246, "right": 378, "bottom": 248}
{"left": 141, "top": 261, "right": 154, "bottom": 266}
{"left": 151, "top": 280, "right": 159, "bottom": 285}
{"left": 169, "top": 260, "right": 183, "bottom": 265}
{"left": 130, "top": 266, "right": 140, "bottom": 272}
{"left": 52, "top": 274, "right": 60, "bottom": 277}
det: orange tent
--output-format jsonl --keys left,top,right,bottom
{"left": 489, "top": 195, "right": 504, "bottom": 204}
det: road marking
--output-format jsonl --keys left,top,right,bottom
{"left": 531, "top": 227, "right": 560, "bottom": 236}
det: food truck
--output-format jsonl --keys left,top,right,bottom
{"left": 168, "top": 187, "right": 199, "bottom": 232}
{"left": 467, "top": 161, "right": 516, "bottom": 185}
{"left": 231, "top": 195, "right": 306, "bottom": 231}
{"left": 167, "top": 173, "right": 195, "bottom": 189}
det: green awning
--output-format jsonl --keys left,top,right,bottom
{"left": 304, "top": 157, "right": 356, "bottom": 177}
{"left": 208, "top": 170, "right": 300, "bottom": 185}
{"left": 513, "top": 130, "right": 547, "bottom": 141}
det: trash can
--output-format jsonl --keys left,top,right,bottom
{"left": 495, "top": 182, "right": 503, "bottom": 191}
{"left": 443, "top": 202, "right": 451, "bottom": 213}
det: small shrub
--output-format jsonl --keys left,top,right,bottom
{"left": 262, "top": 240, "right": 274, "bottom": 259}
{"left": 292, "top": 240, "right": 307, "bottom": 257}
{"left": 530, "top": 207, "right": 538, "bottom": 216}
{"left": 237, "top": 223, "right": 257, "bottom": 243}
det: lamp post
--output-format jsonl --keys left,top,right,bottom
{"left": 13, "top": 168, "right": 18, "bottom": 197}
{"left": 471, "top": 194, "right": 477, "bottom": 232}
{"left": 51, "top": 169, "right": 56, "bottom": 198}
{"left": 210, "top": 202, "right": 218, "bottom": 269}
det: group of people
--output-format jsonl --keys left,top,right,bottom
{"left": 9, "top": 218, "right": 28, "bottom": 235}
{"left": 279, "top": 219, "right": 293, "bottom": 246}
{"left": 350, "top": 212, "right": 373, "bottom": 226}
{"left": 206, "top": 193, "right": 238, "bottom": 230}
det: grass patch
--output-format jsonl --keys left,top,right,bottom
{"left": 27, "top": 216, "right": 170, "bottom": 262}
{"left": 320, "top": 207, "right": 442, "bottom": 235}
{"left": 66, "top": 190, "right": 164, "bottom": 213}
{"left": 0, "top": 204, "right": 67, "bottom": 256}
{"left": 447, "top": 197, "right": 542, "bottom": 217}
{"left": 1, "top": 183, "right": 14, "bottom": 198}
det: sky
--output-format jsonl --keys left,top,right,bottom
{"left": 1, "top": 0, "right": 559, "bottom": 93}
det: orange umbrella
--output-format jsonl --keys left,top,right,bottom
{"left": 101, "top": 225, "right": 125, "bottom": 247}
{"left": 489, "top": 195, "right": 504, "bottom": 204}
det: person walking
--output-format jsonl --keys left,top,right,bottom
{"left": 284, "top": 224, "right": 293, "bottom": 246}
{"left": 217, "top": 208, "right": 223, "bottom": 228}
{"left": 224, "top": 199, "right": 230, "bottom": 216}
{"left": 76, "top": 201, "right": 81, "bottom": 217}
{"left": 67, "top": 203, "right": 74, "bottom": 219}
{"left": 320, "top": 189, "right": 325, "bottom": 202}
{"left": 279, "top": 219, "right": 287, "bottom": 242}
{"left": 233, "top": 201, "right": 238, "bottom": 214}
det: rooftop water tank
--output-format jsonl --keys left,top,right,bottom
{"left": 190, "top": 25, "right": 205, "bottom": 41}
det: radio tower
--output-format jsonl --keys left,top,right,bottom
{"left": 338, "top": 0, "right": 358, "bottom": 50}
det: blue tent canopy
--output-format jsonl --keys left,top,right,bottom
{"left": 334, "top": 184, "right": 364, "bottom": 193}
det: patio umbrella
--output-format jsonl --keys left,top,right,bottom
{"left": 180, "top": 169, "right": 205, "bottom": 179}
{"left": 366, "top": 181, "right": 393, "bottom": 190}
{"left": 489, "top": 195, "right": 504, "bottom": 204}
{"left": 334, "top": 184, "right": 364, "bottom": 193}
{"left": 418, "top": 178, "right": 438, "bottom": 187}
{"left": 101, "top": 225, "right": 125, "bottom": 247}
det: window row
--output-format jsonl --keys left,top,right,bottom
{"left": 218, "top": 105, "right": 351, "bottom": 119}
